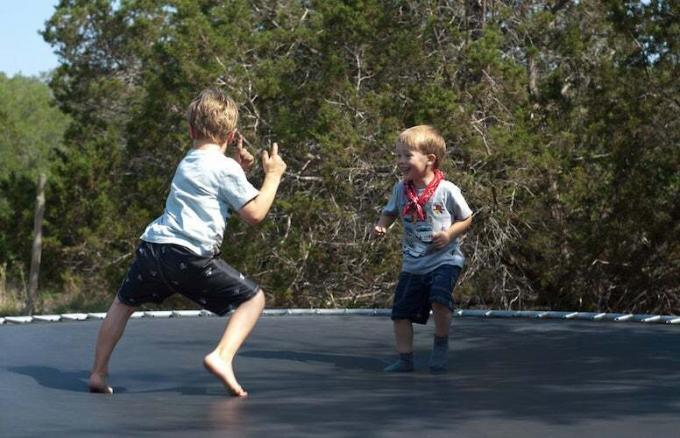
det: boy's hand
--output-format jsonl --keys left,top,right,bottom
{"left": 261, "top": 142, "right": 287, "bottom": 177}
{"left": 234, "top": 131, "right": 255, "bottom": 171}
{"left": 372, "top": 225, "right": 387, "bottom": 238}
{"left": 431, "top": 230, "right": 452, "bottom": 249}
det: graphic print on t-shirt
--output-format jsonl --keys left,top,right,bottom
{"left": 402, "top": 199, "right": 451, "bottom": 258}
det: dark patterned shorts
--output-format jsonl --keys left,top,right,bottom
{"left": 117, "top": 241, "right": 260, "bottom": 316}
{"left": 391, "top": 264, "right": 461, "bottom": 324}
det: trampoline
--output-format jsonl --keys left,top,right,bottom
{"left": 1, "top": 310, "right": 679, "bottom": 437}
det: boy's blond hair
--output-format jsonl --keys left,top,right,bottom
{"left": 398, "top": 125, "right": 447, "bottom": 168}
{"left": 186, "top": 88, "right": 239, "bottom": 145}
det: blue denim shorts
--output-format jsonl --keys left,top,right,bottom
{"left": 391, "top": 264, "right": 461, "bottom": 324}
{"left": 117, "top": 241, "right": 260, "bottom": 316}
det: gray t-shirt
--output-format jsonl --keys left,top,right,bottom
{"left": 141, "top": 148, "right": 259, "bottom": 256}
{"left": 383, "top": 180, "right": 473, "bottom": 274}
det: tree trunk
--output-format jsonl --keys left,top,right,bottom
{"left": 528, "top": 52, "right": 539, "bottom": 98}
{"left": 25, "top": 173, "right": 47, "bottom": 315}
{"left": 0, "top": 262, "right": 6, "bottom": 299}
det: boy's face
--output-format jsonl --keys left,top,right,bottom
{"left": 395, "top": 142, "right": 435, "bottom": 182}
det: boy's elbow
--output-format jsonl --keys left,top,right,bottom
{"left": 251, "top": 214, "right": 266, "bottom": 225}
{"left": 238, "top": 201, "right": 265, "bottom": 226}
{"left": 462, "top": 215, "right": 473, "bottom": 231}
{"left": 238, "top": 199, "right": 266, "bottom": 225}
{"left": 240, "top": 211, "right": 265, "bottom": 226}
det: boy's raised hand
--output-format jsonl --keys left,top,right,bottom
{"left": 261, "top": 142, "right": 287, "bottom": 177}
{"left": 234, "top": 131, "right": 255, "bottom": 171}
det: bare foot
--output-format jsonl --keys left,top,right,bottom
{"left": 88, "top": 373, "right": 113, "bottom": 394}
{"left": 204, "top": 352, "right": 248, "bottom": 397}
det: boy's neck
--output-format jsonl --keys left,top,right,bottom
{"left": 193, "top": 138, "right": 225, "bottom": 153}
{"left": 411, "top": 169, "right": 436, "bottom": 189}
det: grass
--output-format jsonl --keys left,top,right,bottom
{"left": 0, "top": 285, "right": 113, "bottom": 316}
{"left": 0, "top": 289, "right": 23, "bottom": 316}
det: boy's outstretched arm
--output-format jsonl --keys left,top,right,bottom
{"left": 372, "top": 214, "right": 397, "bottom": 238}
{"left": 431, "top": 215, "right": 472, "bottom": 249}
{"left": 239, "top": 143, "right": 287, "bottom": 225}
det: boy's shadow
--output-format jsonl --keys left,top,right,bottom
{"left": 241, "top": 350, "right": 389, "bottom": 371}
{"left": 7, "top": 365, "right": 222, "bottom": 396}
{"left": 7, "top": 351, "right": 390, "bottom": 396}
{"left": 7, "top": 366, "right": 128, "bottom": 393}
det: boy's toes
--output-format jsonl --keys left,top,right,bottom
{"left": 88, "top": 374, "right": 113, "bottom": 394}
{"left": 88, "top": 382, "right": 113, "bottom": 394}
{"left": 231, "top": 386, "right": 248, "bottom": 398}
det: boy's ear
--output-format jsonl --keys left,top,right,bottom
{"left": 226, "top": 130, "right": 236, "bottom": 146}
{"left": 427, "top": 154, "right": 437, "bottom": 166}
{"left": 188, "top": 125, "right": 197, "bottom": 140}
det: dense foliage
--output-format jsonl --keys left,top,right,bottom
{"left": 1, "top": 0, "right": 677, "bottom": 315}
{"left": 0, "top": 73, "right": 70, "bottom": 313}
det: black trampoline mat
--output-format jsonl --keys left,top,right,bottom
{"left": 1, "top": 315, "right": 679, "bottom": 437}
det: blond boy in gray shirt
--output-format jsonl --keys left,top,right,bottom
{"left": 89, "top": 88, "right": 286, "bottom": 397}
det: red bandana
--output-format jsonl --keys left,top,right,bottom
{"left": 402, "top": 169, "right": 445, "bottom": 221}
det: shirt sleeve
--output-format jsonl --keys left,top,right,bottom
{"left": 382, "top": 182, "right": 402, "bottom": 216}
{"left": 446, "top": 184, "right": 473, "bottom": 221}
{"left": 218, "top": 161, "right": 260, "bottom": 211}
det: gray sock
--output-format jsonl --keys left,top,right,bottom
{"left": 429, "top": 335, "right": 449, "bottom": 372}
{"left": 384, "top": 352, "right": 414, "bottom": 372}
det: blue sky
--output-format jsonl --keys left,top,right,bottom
{"left": 0, "top": 0, "right": 60, "bottom": 77}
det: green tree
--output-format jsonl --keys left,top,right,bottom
{"left": 39, "top": 0, "right": 679, "bottom": 315}
{"left": 0, "top": 73, "right": 70, "bottom": 314}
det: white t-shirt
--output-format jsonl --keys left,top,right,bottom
{"left": 141, "top": 148, "right": 259, "bottom": 256}
{"left": 383, "top": 180, "right": 473, "bottom": 274}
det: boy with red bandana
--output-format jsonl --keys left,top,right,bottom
{"left": 372, "top": 125, "right": 472, "bottom": 373}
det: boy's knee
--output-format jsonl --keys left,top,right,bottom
{"left": 431, "top": 302, "right": 451, "bottom": 314}
{"left": 113, "top": 296, "right": 137, "bottom": 315}
{"left": 251, "top": 289, "right": 265, "bottom": 305}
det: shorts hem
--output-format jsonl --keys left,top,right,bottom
{"left": 204, "top": 288, "right": 261, "bottom": 317}
{"left": 391, "top": 312, "right": 429, "bottom": 325}
{"left": 116, "top": 292, "right": 140, "bottom": 307}
{"left": 429, "top": 296, "right": 454, "bottom": 312}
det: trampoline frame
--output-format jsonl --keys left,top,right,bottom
{"left": 2, "top": 308, "right": 679, "bottom": 325}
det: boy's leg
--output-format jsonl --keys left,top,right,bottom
{"left": 429, "top": 302, "right": 452, "bottom": 372}
{"left": 431, "top": 302, "right": 452, "bottom": 337}
{"left": 89, "top": 296, "right": 136, "bottom": 393}
{"left": 394, "top": 319, "right": 414, "bottom": 353}
{"left": 204, "top": 289, "right": 265, "bottom": 397}
{"left": 385, "top": 271, "right": 425, "bottom": 372}
{"left": 428, "top": 265, "right": 461, "bottom": 373}
{"left": 384, "top": 319, "right": 415, "bottom": 372}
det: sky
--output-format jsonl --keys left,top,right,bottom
{"left": 0, "top": 0, "right": 61, "bottom": 77}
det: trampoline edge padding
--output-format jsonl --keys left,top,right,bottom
{"left": 1, "top": 308, "right": 679, "bottom": 326}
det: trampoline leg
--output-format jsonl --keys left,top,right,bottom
{"left": 89, "top": 296, "right": 136, "bottom": 393}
